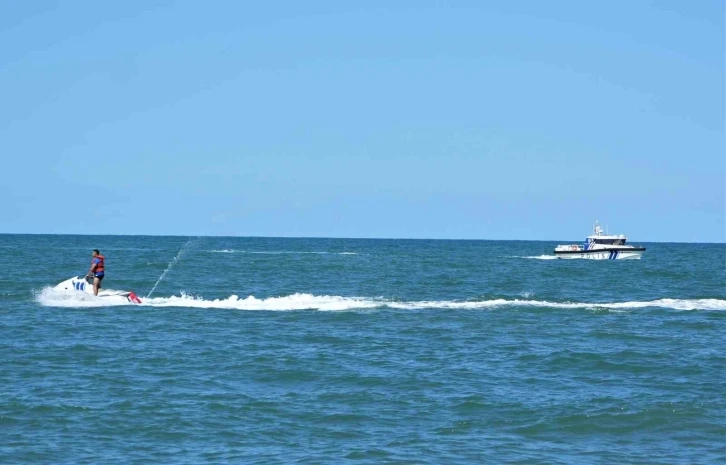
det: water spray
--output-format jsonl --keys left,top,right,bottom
{"left": 147, "top": 237, "right": 199, "bottom": 298}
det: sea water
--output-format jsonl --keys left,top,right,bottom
{"left": 1, "top": 234, "right": 724, "bottom": 464}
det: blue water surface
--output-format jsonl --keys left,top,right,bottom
{"left": 1, "top": 235, "right": 724, "bottom": 464}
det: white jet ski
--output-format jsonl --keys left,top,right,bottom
{"left": 54, "top": 276, "right": 142, "bottom": 304}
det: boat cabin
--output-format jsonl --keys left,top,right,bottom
{"left": 586, "top": 221, "right": 627, "bottom": 246}
{"left": 588, "top": 237, "right": 627, "bottom": 246}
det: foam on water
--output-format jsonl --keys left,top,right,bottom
{"left": 503, "top": 255, "right": 559, "bottom": 260}
{"left": 208, "top": 250, "right": 358, "bottom": 255}
{"left": 35, "top": 287, "right": 726, "bottom": 312}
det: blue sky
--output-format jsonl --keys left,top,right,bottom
{"left": 1, "top": 1, "right": 723, "bottom": 242}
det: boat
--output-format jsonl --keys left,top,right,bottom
{"left": 554, "top": 221, "right": 645, "bottom": 260}
{"left": 53, "top": 276, "right": 142, "bottom": 304}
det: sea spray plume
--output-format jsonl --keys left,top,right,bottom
{"left": 147, "top": 237, "right": 200, "bottom": 298}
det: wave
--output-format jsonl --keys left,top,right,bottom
{"left": 507, "top": 255, "right": 559, "bottom": 260}
{"left": 34, "top": 288, "right": 726, "bottom": 312}
{"left": 207, "top": 250, "right": 358, "bottom": 255}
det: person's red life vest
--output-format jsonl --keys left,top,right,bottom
{"left": 92, "top": 255, "right": 105, "bottom": 273}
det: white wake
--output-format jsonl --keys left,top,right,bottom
{"left": 34, "top": 288, "right": 726, "bottom": 312}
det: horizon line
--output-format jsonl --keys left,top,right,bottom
{"left": 0, "top": 232, "right": 723, "bottom": 245}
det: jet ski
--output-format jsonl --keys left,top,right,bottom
{"left": 54, "top": 276, "right": 142, "bottom": 304}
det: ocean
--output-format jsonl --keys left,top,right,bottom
{"left": 2, "top": 234, "right": 725, "bottom": 464}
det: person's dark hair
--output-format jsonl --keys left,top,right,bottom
{"left": 93, "top": 249, "right": 100, "bottom": 255}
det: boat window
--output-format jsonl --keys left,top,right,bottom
{"left": 595, "top": 239, "right": 614, "bottom": 245}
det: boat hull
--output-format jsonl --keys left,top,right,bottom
{"left": 554, "top": 248, "right": 645, "bottom": 260}
{"left": 53, "top": 276, "right": 142, "bottom": 303}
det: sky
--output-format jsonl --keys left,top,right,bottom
{"left": 0, "top": 1, "right": 724, "bottom": 242}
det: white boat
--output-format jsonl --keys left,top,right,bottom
{"left": 53, "top": 276, "right": 142, "bottom": 303}
{"left": 554, "top": 222, "right": 645, "bottom": 260}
